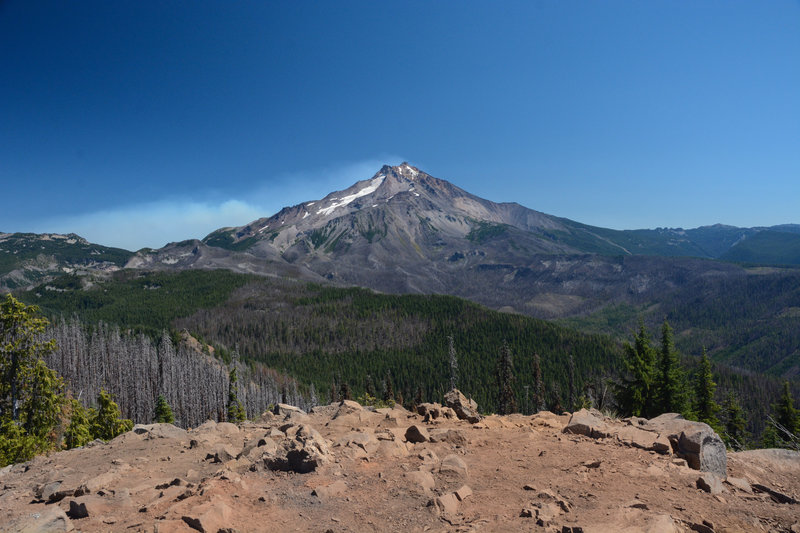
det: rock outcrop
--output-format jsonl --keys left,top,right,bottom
{"left": 443, "top": 388, "right": 482, "bottom": 423}
{"left": 1, "top": 404, "right": 796, "bottom": 533}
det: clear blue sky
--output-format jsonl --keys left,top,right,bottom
{"left": 2, "top": 1, "right": 798, "bottom": 250}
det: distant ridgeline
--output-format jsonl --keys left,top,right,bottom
{"left": 20, "top": 269, "right": 799, "bottom": 439}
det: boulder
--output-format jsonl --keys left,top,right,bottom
{"left": 132, "top": 423, "right": 189, "bottom": 440}
{"left": 14, "top": 507, "right": 74, "bottom": 532}
{"left": 273, "top": 403, "right": 306, "bottom": 418}
{"left": 563, "top": 409, "right": 611, "bottom": 439}
{"left": 433, "top": 492, "right": 460, "bottom": 516}
{"left": 36, "top": 480, "right": 76, "bottom": 503}
{"left": 646, "top": 414, "right": 727, "bottom": 477}
{"left": 405, "top": 470, "right": 436, "bottom": 493}
{"left": 614, "top": 425, "right": 671, "bottom": 455}
{"left": 416, "top": 402, "right": 443, "bottom": 421}
{"left": 312, "top": 480, "right": 347, "bottom": 500}
{"left": 454, "top": 484, "right": 473, "bottom": 501}
{"left": 696, "top": 473, "right": 726, "bottom": 495}
{"left": 428, "top": 428, "right": 467, "bottom": 446}
{"left": 181, "top": 501, "right": 233, "bottom": 533}
{"left": 444, "top": 389, "right": 482, "bottom": 423}
{"left": 405, "top": 425, "right": 431, "bottom": 443}
{"left": 332, "top": 399, "right": 363, "bottom": 419}
{"left": 215, "top": 422, "right": 240, "bottom": 435}
{"left": 336, "top": 431, "right": 379, "bottom": 455}
{"left": 725, "top": 477, "right": 753, "bottom": 494}
{"left": 439, "top": 454, "right": 468, "bottom": 478}
{"left": 264, "top": 425, "right": 331, "bottom": 473}
{"left": 205, "top": 444, "right": 239, "bottom": 464}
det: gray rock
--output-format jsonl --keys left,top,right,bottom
{"left": 563, "top": 409, "right": 611, "bottom": 439}
{"left": 696, "top": 473, "right": 726, "bottom": 494}
{"left": 444, "top": 389, "right": 482, "bottom": 423}
{"left": 646, "top": 414, "right": 727, "bottom": 478}
{"left": 15, "top": 507, "right": 74, "bottom": 532}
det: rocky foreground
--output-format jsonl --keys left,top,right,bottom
{"left": 1, "top": 393, "right": 799, "bottom": 533}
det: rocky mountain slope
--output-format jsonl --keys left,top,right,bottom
{"left": 0, "top": 233, "right": 131, "bottom": 292}
{"left": 2, "top": 398, "right": 799, "bottom": 533}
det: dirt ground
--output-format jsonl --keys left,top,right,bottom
{"left": 1, "top": 403, "right": 799, "bottom": 533}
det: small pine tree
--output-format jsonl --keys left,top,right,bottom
{"left": 382, "top": 372, "right": 394, "bottom": 403}
{"left": 365, "top": 374, "right": 376, "bottom": 398}
{"left": 330, "top": 379, "right": 339, "bottom": 404}
{"left": 615, "top": 320, "right": 657, "bottom": 418}
{"left": 92, "top": 390, "right": 133, "bottom": 441}
{"left": 495, "top": 342, "right": 517, "bottom": 415}
{"left": 773, "top": 381, "right": 799, "bottom": 437}
{"left": 154, "top": 394, "right": 175, "bottom": 424}
{"left": 692, "top": 348, "right": 721, "bottom": 431}
{"left": 339, "top": 381, "right": 352, "bottom": 401}
{"left": 721, "top": 392, "right": 748, "bottom": 450}
{"left": 550, "top": 383, "right": 563, "bottom": 414}
{"left": 414, "top": 387, "right": 424, "bottom": 408}
{"left": 64, "top": 399, "right": 93, "bottom": 449}
{"left": 226, "top": 368, "right": 246, "bottom": 423}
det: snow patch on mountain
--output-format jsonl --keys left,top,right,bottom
{"left": 317, "top": 175, "right": 385, "bottom": 216}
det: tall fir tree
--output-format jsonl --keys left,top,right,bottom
{"left": 655, "top": 320, "right": 688, "bottom": 416}
{"left": 692, "top": 348, "right": 721, "bottom": 431}
{"left": 615, "top": 320, "right": 657, "bottom": 417}
{"left": 226, "top": 368, "right": 246, "bottom": 423}
{"left": 496, "top": 341, "right": 517, "bottom": 415}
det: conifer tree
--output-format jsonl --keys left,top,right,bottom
{"left": 364, "top": 374, "right": 376, "bottom": 399}
{"left": 382, "top": 372, "right": 394, "bottom": 403}
{"left": 226, "top": 368, "right": 246, "bottom": 423}
{"left": 549, "top": 383, "right": 563, "bottom": 414}
{"left": 775, "top": 381, "right": 799, "bottom": 435}
{"left": 64, "top": 399, "right": 93, "bottom": 449}
{"left": 92, "top": 389, "right": 133, "bottom": 441}
{"left": 0, "top": 295, "right": 65, "bottom": 465}
{"left": 496, "top": 342, "right": 516, "bottom": 415}
{"left": 1, "top": 295, "right": 57, "bottom": 422}
{"left": 655, "top": 320, "right": 688, "bottom": 416}
{"left": 721, "top": 392, "right": 747, "bottom": 450}
{"left": 154, "top": 394, "right": 175, "bottom": 424}
{"left": 692, "top": 348, "right": 720, "bottom": 430}
{"left": 615, "top": 320, "right": 656, "bottom": 417}
{"left": 330, "top": 380, "right": 339, "bottom": 404}
{"left": 339, "top": 381, "right": 352, "bottom": 401}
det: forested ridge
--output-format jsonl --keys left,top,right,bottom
{"left": 16, "top": 269, "right": 798, "bottom": 443}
